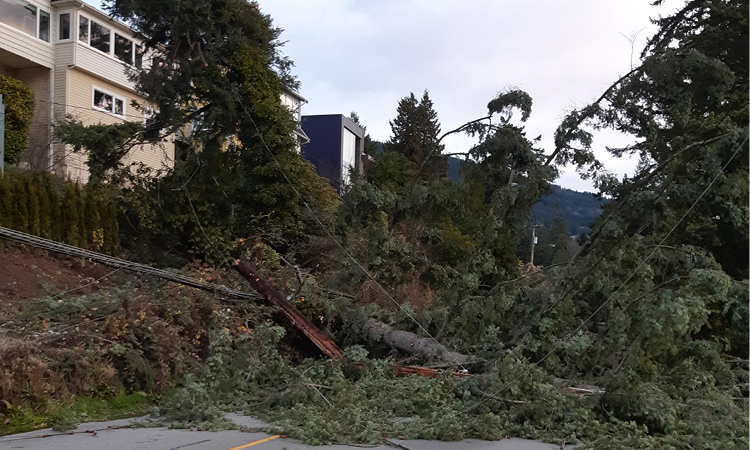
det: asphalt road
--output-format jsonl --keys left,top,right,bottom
{"left": 0, "top": 414, "right": 574, "bottom": 450}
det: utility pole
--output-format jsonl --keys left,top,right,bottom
{"left": 0, "top": 94, "right": 5, "bottom": 177}
{"left": 529, "top": 224, "right": 537, "bottom": 266}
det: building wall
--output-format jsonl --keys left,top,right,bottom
{"left": 301, "top": 114, "right": 365, "bottom": 192}
{"left": 64, "top": 68, "right": 173, "bottom": 181}
{"left": 75, "top": 43, "right": 134, "bottom": 91}
{"left": 301, "top": 115, "right": 343, "bottom": 184}
{"left": 0, "top": 0, "right": 55, "bottom": 69}
{"left": 15, "top": 66, "right": 52, "bottom": 169}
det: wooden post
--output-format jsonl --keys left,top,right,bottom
{"left": 234, "top": 260, "right": 343, "bottom": 359}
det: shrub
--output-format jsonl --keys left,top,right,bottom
{"left": 0, "top": 75, "right": 35, "bottom": 165}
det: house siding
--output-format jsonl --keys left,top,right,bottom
{"left": 54, "top": 41, "right": 76, "bottom": 67}
{"left": 64, "top": 68, "right": 173, "bottom": 181}
{"left": 15, "top": 67, "right": 52, "bottom": 169}
{"left": 75, "top": 43, "right": 134, "bottom": 91}
{"left": 0, "top": 24, "right": 54, "bottom": 69}
{"left": 51, "top": 65, "right": 69, "bottom": 176}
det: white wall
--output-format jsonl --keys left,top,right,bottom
{"left": 341, "top": 128, "right": 357, "bottom": 186}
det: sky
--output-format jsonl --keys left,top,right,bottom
{"left": 88, "top": 0, "right": 681, "bottom": 192}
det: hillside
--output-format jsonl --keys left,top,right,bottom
{"left": 445, "top": 155, "right": 605, "bottom": 236}
{"left": 532, "top": 184, "right": 605, "bottom": 236}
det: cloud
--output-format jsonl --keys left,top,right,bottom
{"left": 85, "top": 0, "right": 680, "bottom": 191}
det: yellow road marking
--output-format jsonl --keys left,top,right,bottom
{"left": 226, "top": 435, "right": 282, "bottom": 450}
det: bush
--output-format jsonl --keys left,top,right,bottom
{"left": 0, "top": 75, "right": 35, "bottom": 165}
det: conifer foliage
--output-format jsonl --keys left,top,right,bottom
{"left": 387, "top": 91, "right": 448, "bottom": 183}
{"left": 0, "top": 171, "right": 118, "bottom": 254}
{"left": 0, "top": 75, "right": 34, "bottom": 165}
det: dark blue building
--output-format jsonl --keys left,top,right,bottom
{"left": 301, "top": 114, "right": 365, "bottom": 192}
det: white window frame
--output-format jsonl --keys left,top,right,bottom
{"left": 38, "top": 7, "right": 50, "bottom": 43}
{"left": 92, "top": 86, "right": 126, "bottom": 118}
{"left": 0, "top": 0, "right": 51, "bottom": 44}
{"left": 113, "top": 31, "right": 134, "bottom": 65}
{"left": 56, "top": 10, "right": 73, "bottom": 42}
{"left": 77, "top": 12, "right": 140, "bottom": 67}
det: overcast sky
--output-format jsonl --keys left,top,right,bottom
{"left": 90, "top": 0, "right": 681, "bottom": 192}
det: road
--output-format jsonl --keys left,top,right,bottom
{"left": 0, "top": 414, "right": 575, "bottom": 450}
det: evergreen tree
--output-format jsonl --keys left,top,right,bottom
{"left": 102, "top": 0, "right": 337, "bottom": 260}
{"left": 61, "top": 180, "right": 80, "bottom": 247}
{"left": 48, "top": 175, "right": 62, "bottom": 242}
{"left": 100, "top": 190, "right": 119, "bottom": 255}
{"left": 548, "top": 213, "right": 572, "bottom": 265}
{"left": 554, "top": 0, "right": 748, "bottom": 278}
{"left": 0, "top": 174, "right": 11, "bottom": 228}
{"left": 38, "top": 175, "right": 52, "bottom": 239}
{"left": 85, "top": 187, "right": 102, "bottom": 251}
{"left": 25, "top": 174, "right": 41, "bottom": 237}
{"left": 386, "top": 90, "right": 447, "bottom": 183}
{"left": 76, "top": 183, "right": 88, "bottom": 249}
{"left": 12, "top": 175, "right": 29, "bottom": 233}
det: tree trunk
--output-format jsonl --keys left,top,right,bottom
{"left": 362, "top": 318, "right": 468, "bottom": 365}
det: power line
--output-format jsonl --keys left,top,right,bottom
{"left": 232, "top": 89, "right": 469, "bottom": 372}
{"left": 501, "top": 114, "right": 738, "bottom": 359}
{"left": 461, "top": 130, "right": 748, "bottom": 414}
{"left": 0, "top": 226, "right": 263, "bottom": 303}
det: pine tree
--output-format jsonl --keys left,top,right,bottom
{"left": 76, "top": 183, "right": 87, "bottom": 249}
{"left": 101, "top": 192, "right": 119, "bottom": 255}
{"left": 62, "top": 179, "right": 79, "bottom": 247}
{"left": 386, "top": 90, "right": 447, "bottom": 183}
{"left": 26, "top": 175, "right": 41, "bottom": 237}
{"left": 12, "top": 174, "right": 29, "bottom": 233}
{"left": 0, "top": 174, "right": 11, "bottom": 228}
{"left": 85, "top": 187, "right": 102, "bottom": 251}
{"left": 38, "top": 175, "right": 52, "bottom": 239}
{"left": 48, "top": 175, "right": 62, "bottom": 242}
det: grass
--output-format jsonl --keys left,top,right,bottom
{"left": 0, "top": 391, "right": 153, "bottom": 436}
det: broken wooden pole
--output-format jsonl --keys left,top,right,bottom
{"left": 393, "top": 365, "right": 471, "bottom": 378}
{"left": 234, "top": 260, "right": 343, "bottom": 359}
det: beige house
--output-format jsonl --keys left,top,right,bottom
{"left": 280, "top": 89, "right": 310, "bottom": 152}
{"left": 0, "top": 0, "right": 173, "bottom": 181}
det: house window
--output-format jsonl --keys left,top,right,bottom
{"left": 90, "top": 21, "right": 110, "bottom": 53}
{"left": 135, "top": 44, "right": 144, "bottom": 68}
{"left": 59, "top": 13, "right": 70, "bottom": 40}
{"left": 39, "top": 10, "right": 49, "bottom": 42}
{"left": 78, "top": 13, "right": 139, "bottom": 66}
{"left": 79, "top": 16, "right": 88, "bottom": 42}
{"left": 93, "top": 88, "right": 126, "bottom": 117}
{"left": 143, "top": 106, "right": 160, "bottom": 141}
{"left": 0, "top": 0, "right": 36, "bottom": 36}
{"left": 0, "top": 0, "right": 51, "bottom": 42}
{"left": 114, "top": 33, "right": 133, "bottom": 65}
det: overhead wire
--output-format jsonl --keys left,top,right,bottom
{"left": 0, "top": 226, "right": 264, "bottom": 302}
{"left": 500, "top": 109, "right": 737, "bottom": 358}
{"left": 232, "top": 88, "right": 469, "bottom": 372}
{"left": 460, "top": 130, "right": 748, "bottom": 414}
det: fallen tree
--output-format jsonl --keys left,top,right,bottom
{"left": 233, "top": 259, "right": 471, "bottom": 373}
{"left": 362, "top": 318, "right": 469, "bottom": 365}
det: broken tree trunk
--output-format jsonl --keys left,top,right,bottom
{"left": 362, "top": 318, "right": 469, "bottom": 365}
{"left": 234, "top": 260, "right": 343, "bottom": 359}
{"left": 234, "top": 259, "right": 470, "bottom": 376}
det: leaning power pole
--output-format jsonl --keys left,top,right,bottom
{"left": 529, "top": 224, "right": 537, "bottom": 265}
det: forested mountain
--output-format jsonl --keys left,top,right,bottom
{"left": 531, "top": 184, "right": 605, "bottom": 236}
{"left": 446, "top": 154, "right": 604, "bottom": 236}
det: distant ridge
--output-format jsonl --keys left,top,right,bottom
{"left": 375, "top": 153, "right": 603, "bottom": 236}
{"left": 532, "top": 184, "right": 605, "bottom": 236}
